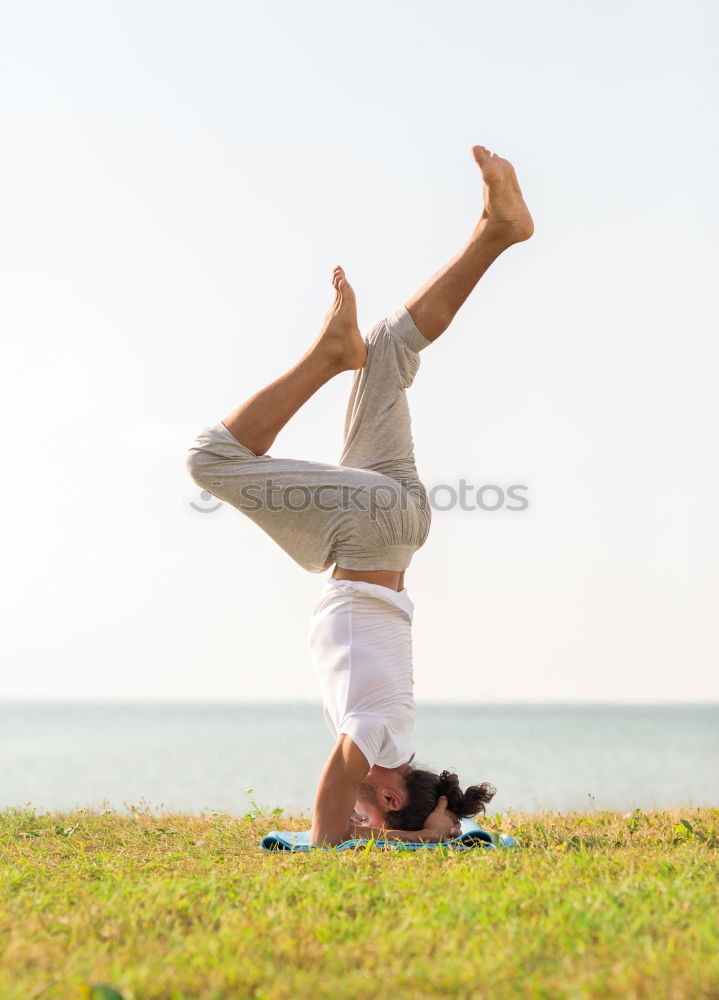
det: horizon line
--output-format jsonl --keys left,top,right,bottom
{"left": 1, "top": 698, "right": 717, "bottom": 707}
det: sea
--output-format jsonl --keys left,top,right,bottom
{"left": 1, "top": 702, "right": 717, "bottom": 817}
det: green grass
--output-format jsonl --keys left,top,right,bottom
{"left": 1, "top": 805, "right": 717, "bottom": 1000}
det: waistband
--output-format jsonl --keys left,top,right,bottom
{"left": 330, "top": 543, "right": 417, "bottom": 573}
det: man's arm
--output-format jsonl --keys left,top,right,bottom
{"left": 310, "top": 735, "right": 371, "bottom": 847}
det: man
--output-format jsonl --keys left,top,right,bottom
{"left": 187, "top": 144, "right": 533, "bottom": 845}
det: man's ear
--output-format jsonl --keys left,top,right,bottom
{"left": 380, "top": 788, "right": 404, "bottom": 812}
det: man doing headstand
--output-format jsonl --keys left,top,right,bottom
{"left": 187, "top": 145, "right": 534, "bottom": 846}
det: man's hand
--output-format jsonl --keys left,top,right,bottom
{"left": 420, "top": 795, "right": 461, "bottom": 841}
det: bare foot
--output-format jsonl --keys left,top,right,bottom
{"left": 472, "top": 145, "right": 534, "bottom": 244}
{"left": 316, "top": 265, "right": 366, "bottom": 371}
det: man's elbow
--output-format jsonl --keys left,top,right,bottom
{"left": 309, "top": 822, "right": 349, "bottom": 848}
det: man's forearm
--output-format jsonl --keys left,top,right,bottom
{"left": 348, "top": 824, "right": 447, "bottom": 843}
{"left": 310, "top": 736, "right": 370, "bottom": 847}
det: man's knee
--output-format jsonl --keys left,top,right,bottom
{"left": 186, "top": 447, "right": 213, "bottom": 490}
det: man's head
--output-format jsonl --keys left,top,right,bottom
{"left": 352, "top": 764, "right": 410, "bottom": 828}
{"left": 353, "top": 764, "right": 496, "bottom": 831}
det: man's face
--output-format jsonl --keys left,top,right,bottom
{"left": 351, "top": 778, "right": 387, "bottom": 829}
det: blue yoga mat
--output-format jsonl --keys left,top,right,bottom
{"left": 261, "top": 817, "right": 517, "bottom": 852}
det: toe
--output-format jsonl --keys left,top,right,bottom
{"left": 472, "top": 146, "right": 485, "bottom": 166}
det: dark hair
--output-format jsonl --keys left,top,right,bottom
{"left": 385, "top": 768, "right": 496, "bottom": 832}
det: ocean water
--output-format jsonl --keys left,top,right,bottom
{"left": 1, "top": 702, "right": 717, "bottom": 817}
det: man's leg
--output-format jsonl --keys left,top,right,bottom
{"left": 405, "top": 145, "right": 534, "bottom": 343}
{"left": 222, "top": 266, "right": 366, "bottom": 455}
{"left": 187, "top": 267, "right": 374, "bottom": 574}
{"left": 335, "top": 304, "right": 433, "bottom": 588}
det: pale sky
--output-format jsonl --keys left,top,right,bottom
{"left": 1, "top": 0, "right": 717, "bottom": 702}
